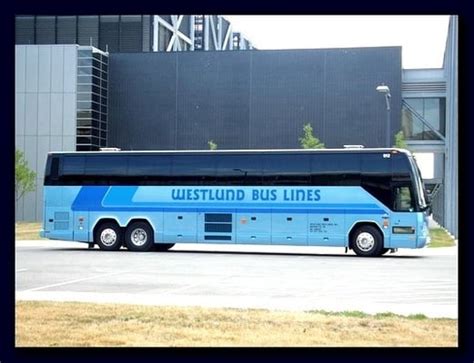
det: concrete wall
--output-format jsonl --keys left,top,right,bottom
{"left": 15, "top": 45, "right": 78, "bottom": 221}
{"left": 443, "top": 16, "right": 458, "bottom": 238}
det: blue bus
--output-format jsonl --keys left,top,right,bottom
{"left": 40, "top": 148, "right": 431, "bottom": 257}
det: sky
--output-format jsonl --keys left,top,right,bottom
{"left": 223, "top": 15, "right": 451, "bottom": 69}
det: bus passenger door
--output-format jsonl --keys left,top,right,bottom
{"left": 389, "top": 184, "right": 417, "bottom": 248}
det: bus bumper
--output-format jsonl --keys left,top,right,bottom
{"left": 415, "top": 213, "right": 430, "bottom": 248}
{"left": 417, "top": 234, "right": 429, "bottom": 248}
{"left": 416, "top": 226, "right": 430, "bottom": 248}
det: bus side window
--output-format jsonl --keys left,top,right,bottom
{"left": 393, "top": 186, "right": 414, "bottom": 212}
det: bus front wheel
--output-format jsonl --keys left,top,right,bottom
{"left": 125, "top": 221, "right": 154, "bottom": 252}
{"left": 95, "top": 222, "right": 123, "bottom": 251}
{"left": 351, "top": 225, "right": 384, "bottom": 257}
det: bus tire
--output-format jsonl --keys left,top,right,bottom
{"left": 351, "top": 225, "right": 384, "bottom": 257}
{"left": 95, "top": 222, "right": 122, "bottom": 251}
{"left": 125, "top": 221, "right": 154, "bottom": 252}
{"left": 153, "top": 243, "right": 175, "bottom": 252}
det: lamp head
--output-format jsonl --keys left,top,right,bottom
{"left": 376, "top": 85, "right": 390, "bottom": 94}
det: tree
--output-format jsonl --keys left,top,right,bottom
{"left": 299, "top": 123, "right": 325, "bottom": 149}
{"left": 208, "top": 140, "right": 217, "bottom": 150}
{"left": 15, "top": 149, "right": 36, "bottom": 202}
{"left": 394, "top": 130, "right": 407, "bottom": 149}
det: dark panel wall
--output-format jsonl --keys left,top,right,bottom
{"left": 249, "top": 51, "right": 326, "bottom": 148}
{"left": 176, "top": 52, "right": 251, "bottom": 149}
{"left": 35, "top": 16, "right": 56, "bottom": 44}
{"left": 109, "top": 53, "right": 178, "bottom": 150}
{"left": 57, "top": 16, "right": 77, "bottom": 44}
{"left": 15, "top": 15, "right": 152, "bottom": 52}
{"left": 77, "top": 16, "right": 99, "bottom": 48}
{"left": 108, "top": 47, "right": 402, "bottom": 150}
{"left": 15, "top": 16, "right": 35, "bottom": 44}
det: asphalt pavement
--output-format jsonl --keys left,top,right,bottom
{"left": 15, "top": 240, "right": 458, "bottom": 318}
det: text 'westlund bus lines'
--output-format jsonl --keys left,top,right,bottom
{"left": 171, "top": 188, "right": 322, "bottom": 202}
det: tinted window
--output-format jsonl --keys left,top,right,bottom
{"left": 311, "top": 153, "right": 360, "bottom": 186}
{"left": 127, "top": 155, "right": 170, "bottom": 176}
{"left": 361, "top": 153, "right": 391, "bottom": 175}
{"left": 85, "top": 156, "right": 127, "bottom": 176}
{"left": 263, "top": 154, "right": 310, "bottom": 185}
{"left": 392, "top": 153, "right": 411, "bottom": 181}
{"left": 172, "top": 155, "right": 216, "bottom": 185}
{"left": 358, "top": 153, "right": 392, "bottom": 207}
{"left": 312, "top": 153, "right": 360, "bottom": 174}
{"left": 44, "top": 155, "right": 60, "bottom": 184}
{"left": 125, "top": 155, "right": 171, "bottom": 185}
{"left": 215, "top": 154, "right": 262, "bottom": 185}
{"left": 50, "top": 157, "right": 59, "bottom": 179}
{"left": 62, "top": 156, "right": 85, "bottom": 175}
{"left": 361, "top": 176, "right": 391, "bottom": 207}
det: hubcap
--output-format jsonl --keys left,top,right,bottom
{"left": 356, "top": 232, "right": 375, "bottom": 252}
{"left": 131, "top": 228, "right": 148, "bottom": 246}
{"left": 100, "top": 228, "right": 117, "bottom": 247}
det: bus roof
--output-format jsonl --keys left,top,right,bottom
{"left": 49, "top": 148, "right": 412, "bottom": 156}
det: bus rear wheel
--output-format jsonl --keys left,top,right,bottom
{"left": 125, "top": 221, "right": 154, "bottom": 252}
{"left": 351, "top": 225, "right": 384, "bottom": 257}
{"left": 95, "top": 222, "right": 122, "bottom": 251}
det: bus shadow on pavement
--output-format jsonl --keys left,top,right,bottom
{"left": 40, "top": 247, "right": 424, "bottom": 259}
{"left": 165, "top": 249, "right": 423, "bottom": 259}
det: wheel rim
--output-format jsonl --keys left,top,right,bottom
{"left": 355, "top": 232, "right": 375, "bottom": 252}
{"left": 100, "top": 228, "right": 117, "bottom": 247}
{"left": 131, "top": 228, "right": 148, "bottom": 246}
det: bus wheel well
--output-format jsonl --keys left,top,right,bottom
{"left": 126, "top": 218, "right": 153, "bottom": 230}
{"left": 94, "top": 218, "right": 121, "bottom": 232}
{"left": 94, "top": 219, "right": 125, "bottom": 238}
{"left": 348, "top": 222, "right": 384, "bottom": 249}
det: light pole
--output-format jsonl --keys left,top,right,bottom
{"left": 376, "top": 83, "right": 391, "bottom": 147}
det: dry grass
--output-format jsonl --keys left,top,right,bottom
{"left": 428, "top": 228, "right": 456, "bottom": 248}
{"left": 15, "top": 222, "right": 44, "bottom": 240}
{"left": 16, "top": 301, "right": 457, "bottom": 347}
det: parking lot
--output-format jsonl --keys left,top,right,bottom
{"left": 16, "top": 240, "right": 457, "bottom": 318}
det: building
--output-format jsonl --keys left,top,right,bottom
{"left": 15, "top": 15, "right": 254, "bottom": 53}
{"left": 14, "top": 15, "right": 457, "bottom": 240}
{"left": 401, "top": 16, "right": 458, "bottom": 236}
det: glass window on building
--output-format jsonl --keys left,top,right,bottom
{"left": 402, "top": 98, "right": 446, "bottom": 140}
{"left": 76, "top": 47, "right": 108, "bottom": 151}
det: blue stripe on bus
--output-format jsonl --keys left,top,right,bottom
{"left": 126, "top": 202, "right": 380, "bottom": 209}
{"left": 71, "top": 186, "right": 109, "bottom": 211}
{"left": 85, "top": 207, "right": 384, "bottom": 214}
{"left": 71, "top": 186, "right": 385, "bottom": 214}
